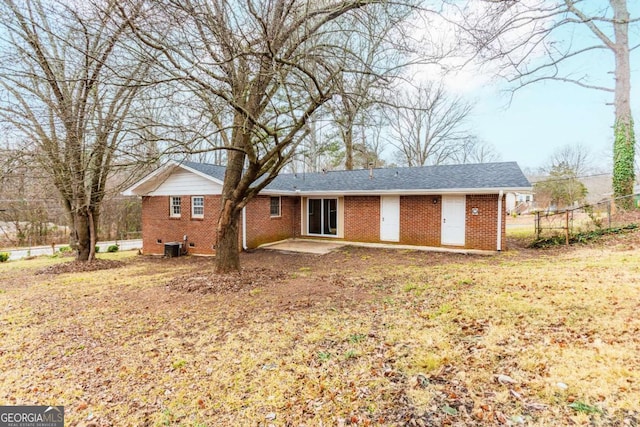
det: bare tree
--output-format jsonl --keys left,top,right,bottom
{"left": 126, "top": 0, "right": 416, "bottom": 273}
{"left": 290, "top": 118, "right": 344, "bottom": 173}
{"left": 0, "top": 0, "right": 153, "bottom": 260}
{"left": 542, "top": 142, "right": 592, "bottom": 177}
{"left": 456, "top": 0, "right": 637, "bottom": 208}
{"left": 0, "top": 149, "right": 66, "bottom": 246}
{"left": 325, "top": 10, "right": 405, "bottom": 170}
{"left": 296, "top": 108, "right": 389, "bottom": 173}
{"left": 354, "top": 109, "right": 390, "bottom": 168}
{"left": 385, "top": 81, "right": 473, "bottom": 166}
{"left": 449, "top": 135, "right": 502, "bottom": 164}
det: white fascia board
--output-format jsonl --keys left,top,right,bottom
{"left": 259, "top": 187, "right": 533, "bottom": 197}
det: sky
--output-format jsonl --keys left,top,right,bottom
{"left": 414, "top": 0, "right": 640, "bottom": 174}
{"left": 457, "top": 62, "right": 639, "bottom": 174}
{"left": 466, "top": 71, "right": 627, "bottom": 173}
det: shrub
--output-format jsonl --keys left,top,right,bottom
{"left": 0, "top": 252, "right": 9, "bottom": 262}
{"left": 107, "top": 244, "right": 119, "bottom": 253}
{"left": 58, "top": 246, "right": 71, "bottom": 253}
{"left": 95, "top": 246, "right": 100, "bottom": 253}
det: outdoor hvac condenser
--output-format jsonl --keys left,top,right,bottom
{"left": 164, "top": 242, "right": 181, "bottom": 258}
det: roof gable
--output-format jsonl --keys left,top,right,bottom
{"left": 122, "top": 160, "right": 225, "bottom": 196}
{"left": 148, "top": 168, "right": 223, "bottom": 196}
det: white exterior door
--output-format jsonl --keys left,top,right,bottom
{"left": 380, "top": 196, "right": 400, "bottom": 242}
{"left": 441, "top": 195, "right": 466, "bottom": 246}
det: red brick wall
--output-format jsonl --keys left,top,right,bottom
{"left": 141, "top": 195, "right": 220, "bottom": 255}
{"left": 465, "top": 194, "right": 506, "bottom": 251}
{"left": 244, "top": 196, "right": 299, "bottom": 248}
{"left": 343, "top": 196, "right": 381, "bottom": 242}
{"left": 142, "top": 193, "right": 506, "bottom": 254}
{"left": 400, "top": 195, "right": 442, "bottom": 246}
{"left": 340, "top": 194, "right": 504, "bottom": 250}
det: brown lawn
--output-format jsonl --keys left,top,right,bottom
{"left": 0, "top": 231, "right": 639, "bottom": 426}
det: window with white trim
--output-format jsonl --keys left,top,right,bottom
{"left": 192, "top": 196, "right": 204, "bottom": 218}
{"left": 270, "top": 196, "right": 281, "bottom": 217}
{"left": 170, "top": 196, "right": 181, "bottom": 217}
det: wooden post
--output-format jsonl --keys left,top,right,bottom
{"left": 565, "top": 210, "right": 570, "bottom": 245}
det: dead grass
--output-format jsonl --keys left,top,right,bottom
{"left": 0, "top": 237, "right": 639, "bottom": 426}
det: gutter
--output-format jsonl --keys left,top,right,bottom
{"left": 259, "top": 187, "right": 532, "bottom": 197}
{"left": 242, "top": 206, "right": 248, "bottom": 251}
{"left": 497, "top": 190, "right": 503, "bottom": 251}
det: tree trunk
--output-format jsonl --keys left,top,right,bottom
{"left": 215, "top": 148, "right": 245, "bottom": 273}
{"left": 64, "top": 200, "right": 78, "bottom": 251}
{"left": 88, "top": 208, "right": 97, "bottom": 261}
{"left": 345, "top": 126, "right": 353, "bottom": 170}
{"left": 75, "top": 209, "right": 93, "bottom": 261}
{"left": 214, "top": 202, "right": 241, "bottom": 274}
{"left": 611, "top": 0, "right": 635, "bottom": 209}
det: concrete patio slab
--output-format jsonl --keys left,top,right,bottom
{"left": 259, "top": 239, "right": 346, "bottom": 254}
{"left": 259, "top": 239, "right": 496, "bottom": 256}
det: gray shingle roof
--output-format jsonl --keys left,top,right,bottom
{"left": 182, "top": 161, "right": 227, "bottom": 181}
{"left": 182, "top": 161, "right": 531, "bottom": 194}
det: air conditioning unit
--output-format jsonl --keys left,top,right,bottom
{"left": 164, "top": 242, "right": 182, "bottom": 258}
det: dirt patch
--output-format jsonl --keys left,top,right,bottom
{"left": 166, "top": 267, "right": 287, "bottom": 294}
{"left": 35, "top": 259, "right": 126, "bottom": 275}
{"left": 163, "top": 251, "right": 377, "bottom": 310}
{"left": 267, "top": 272, "right": 373, "bottom": 311}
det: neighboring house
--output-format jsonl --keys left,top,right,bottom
{"left": 123, "top": 161, "right": 531, "bottom": 254}
{"left": 580, "top": 174, "right": 613, "bottom": 205}
{"left": 505, "top": 192, "right": 534, "bottom": 214}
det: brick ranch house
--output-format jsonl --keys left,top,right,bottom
{"left": 123, "top": 160, "right": 531, "bottom": 255}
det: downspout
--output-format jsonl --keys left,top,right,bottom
{"left": 242, "top": 206, "right": 248, "bottom": 251}
{"left": 497, "top": 190, "right": 503, "bottom": 251}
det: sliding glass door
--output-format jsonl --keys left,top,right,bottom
{"left": 308, "top": 198, "right": 337, "bottom": 236}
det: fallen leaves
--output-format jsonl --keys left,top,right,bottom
{"left": 35, "top": 259, "right": 125, "bottom": 275}
{"left": 166, "top": 267, "right": 287, "bottom": 294}
{"left": 1, "top": 237, "right": 639, "bottom": 426}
